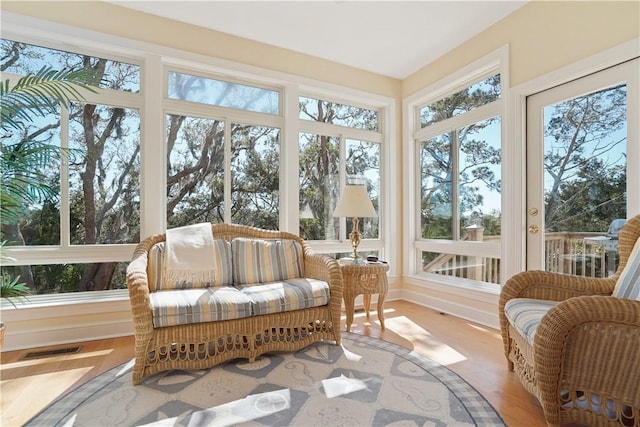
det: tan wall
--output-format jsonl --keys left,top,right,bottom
{"left": 1, "top": 1, "right": 400, "bottom": 99}
{"left": 403, "top": 0, "right": 640, "bottom": 97}
{"left": 5, "top": 1, "right": 637, "bottom": 145}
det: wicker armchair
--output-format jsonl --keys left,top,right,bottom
{"left": 126, "top": 223, "right": 343, "bottom": 385}
{"left": 499, "top": 214, "right": 640, "bottom": 427}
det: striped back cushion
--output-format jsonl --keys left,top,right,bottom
{"left": 613, "top": 237, "right": 640, "bottom": 300}
{"left": 232, "top": 238, "right": 304, "bottom": 285}
{"left": 148, "top": 239, "right": 233, "bottom": 291}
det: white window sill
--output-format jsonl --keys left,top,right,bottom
{"left": 405, "top": 273, "right": 500, "bottom": 299}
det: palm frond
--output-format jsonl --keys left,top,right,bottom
{"left": 0, "top": 274, "right": 30, "bottom": 308}
{"left": 0, "top": 241, "right": 30, "bottom": 307}
{"left": 0, "top": 139, "right": 62, "bottom": 223}
{"left": 0, "top": 67, "right": 97, "bottom": 306}
{"left": 1, "top": 66, "right": 99, "bottom": 131}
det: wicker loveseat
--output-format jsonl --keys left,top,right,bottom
{"left": 126, "top": 223, "right": 343, "bottom": 385}
{"left": 499, "top": 214, "right": 640, "bottom": 427}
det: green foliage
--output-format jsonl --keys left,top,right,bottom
{"left": 1, "top": 67, "right": 98, "bottom": 224}
{"left": 1, "top": 66, "right": 98, "bottom": 131}
{"left": 0, "top": 273, "right": 30, "bottom": 307}
{"left": 1, "top": 140, "right": 61, "bottom": 224}
{"left": 0, "top": 241, "right": 29, "bottom": 307}
{"left": 1, "top": 66, "right": 98, "bottom": 299}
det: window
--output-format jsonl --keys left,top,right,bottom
{"left": 412, "top": 73, "right": 502, "bottom": 286}
{"left": 168, "top": 72, "right": 279, "bottom": 114}
{"left": 1, "top": 36, "right": 390, "bottom": 299}
{"left": 1, "top": 39, "right": 141, "bottom": 295}
{"left": 164, "top": 115, "right": 281, "bottom": 229}
{"left": 299, "top": 96, "right": 378, "bottom": 130}
{"left": 165, "top": 70, "right": 282, "bottom": 230}
{"left": 298, "top": 96, "right": 382, "bottom": 248}
{"left": 166, "top": 114, "right": 226, "bottom": 227}
{"left": 68, "top": 103, "right": 140, "bottom": 245}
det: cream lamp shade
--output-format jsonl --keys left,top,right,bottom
{"left": 333, "top": 185, "right": 377, "bottom": 218}
{"left": 333, "top": 185, "right": 377, "bottom": 260}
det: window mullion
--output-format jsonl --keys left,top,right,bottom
{"left": 144, "top": 54, "right": 165, "bottom": 237}
{"left": 451, "top": 130, "right": 460, "bottom": 240}
{"left": 283, "top": 84, "right": 300, "bottom": 232}
{"left": 224, "top": 120, "right": 232, "bottom": 224}
{"left": 60, "top": 105, "right": 70, "bottom": 248}
{"left": 338, "top": 133, "right": 347, "bottom": 241}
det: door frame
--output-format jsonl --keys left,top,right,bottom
{"left": 502, "top": 38, "right": 640, "bottom": 283}
{"left": 526, "top": 60, "right": 638, "bottom": 270}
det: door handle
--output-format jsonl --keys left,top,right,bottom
{"left": 528, "top": 224, "right": 540, "bottom": 234}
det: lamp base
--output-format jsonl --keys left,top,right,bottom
{"left": 349, "top": 217, "right": 362, "bottom": 260}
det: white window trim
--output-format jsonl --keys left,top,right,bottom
{"left": 504, "top": 37, "right": 640, "bottom": 282}
{"left": 297, "top": 96, "right": 385, "bottom": 247}
{"left": 0, "top": 11, "right": 397, "bottom": 313}
{"left": 402, "top": 45, "right": 509, "bottom": 290}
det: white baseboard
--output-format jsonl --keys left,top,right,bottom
{"left": 3, "top": 318, "right": 133, "bottom": 352}
{"left": 1, "top": 293, "right": 134, "bottom": 352}
{"left": 401, "top": 276, "right": 500, "bottom": 330}
{"left": 0, "top": 279, "right": 493, "bottom": 352}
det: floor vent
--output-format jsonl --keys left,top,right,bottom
{"left": 22, "top": 346, "right": 81, "bottom": 360}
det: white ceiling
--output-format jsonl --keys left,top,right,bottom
{"left": 108, "top": 1, "right": 527, "bottom": 79}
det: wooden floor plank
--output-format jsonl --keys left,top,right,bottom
{"left": 0, "top": 301, "right": 546, "bottom": 426}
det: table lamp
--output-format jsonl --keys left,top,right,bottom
{"left": 333, "top": 184, "right": 377, "bottom": 260}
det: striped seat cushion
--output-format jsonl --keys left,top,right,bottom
{"left": 612, "top": 237, "right": 640, "bottom": 300}
{"left": 149, "top": 287, "right": 252, "bottom": 328}
{"left": 232, "top": 238, "right": 304, "bottom": 285}
{"left": 504, "top": 298, "right": 559, "bottom": 345}
{"left": 236, "top": 278, "right": 330, "bottom": 316}
{"left": 148, "top": 239, "right": 233, "bottom": 291}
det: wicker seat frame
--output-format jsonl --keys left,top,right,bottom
{"left": 499, "top": 214, "right": 640, "bottom": 427}
{"left": 126, "top": 223, "right": 343, "bottom": 385}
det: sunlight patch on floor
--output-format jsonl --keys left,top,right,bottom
{"left": 1, "top": 367, "right": 93, "bottom": 398}
{"left": 341, "top": 305, "right": 396, "bottom": 318}
{"left": 0, "top": 349, "right": 114, "bottom": 371}
{"left": 386, "top": 316, "right": 467, "bottom": 366}
{"left": 466, "top": 322, "right": 501, "bottom": 339}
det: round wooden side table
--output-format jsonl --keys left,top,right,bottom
{"left": 339, "top": 261, "right": 389, "bottom": 332}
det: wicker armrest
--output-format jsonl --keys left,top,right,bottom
{"left": 304, "top": 254, "right": 344, "bottom": 302}
{"left": 534, "top": 296, "right": 640, "bottom": 421}
{"left": 499, "top": 270, "right": 615, "bottom": 314}
{"left": 498, "top": 271, "right": 616, "bottom": 355}
{"left": 126, "top": 234, "right": 163, "bottom": 336}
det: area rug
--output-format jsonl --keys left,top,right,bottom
{"left": 26, "top": 333, "right": 505, "bottom": 426}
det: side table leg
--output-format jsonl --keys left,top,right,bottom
{"left": 344, "top": 295, "right": 355, "bottom": 332}
{"left": 377, "top": 292, "right": 386, "bottom": 330}
{"left": 363, "top": 294, "right": 372, "bottom": 319}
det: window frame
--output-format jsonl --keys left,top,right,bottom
{"left": 0, "top": 68, "right": 143, "bottom": 260}
{"left": 403, "top": 47, "right": 508, "bottom": 292}
{"left": 0, "top": 21, "right": 396, "bottom": 306}
{"left": 297, "top": 91, "right": 386, "bottom": 257}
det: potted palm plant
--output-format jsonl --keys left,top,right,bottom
{"left": 0, "top": 66, "right": 98, "bottom": 346}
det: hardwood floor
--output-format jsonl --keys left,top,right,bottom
{"left": 0, "top": 300, "right": 546, "bottom": 426}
